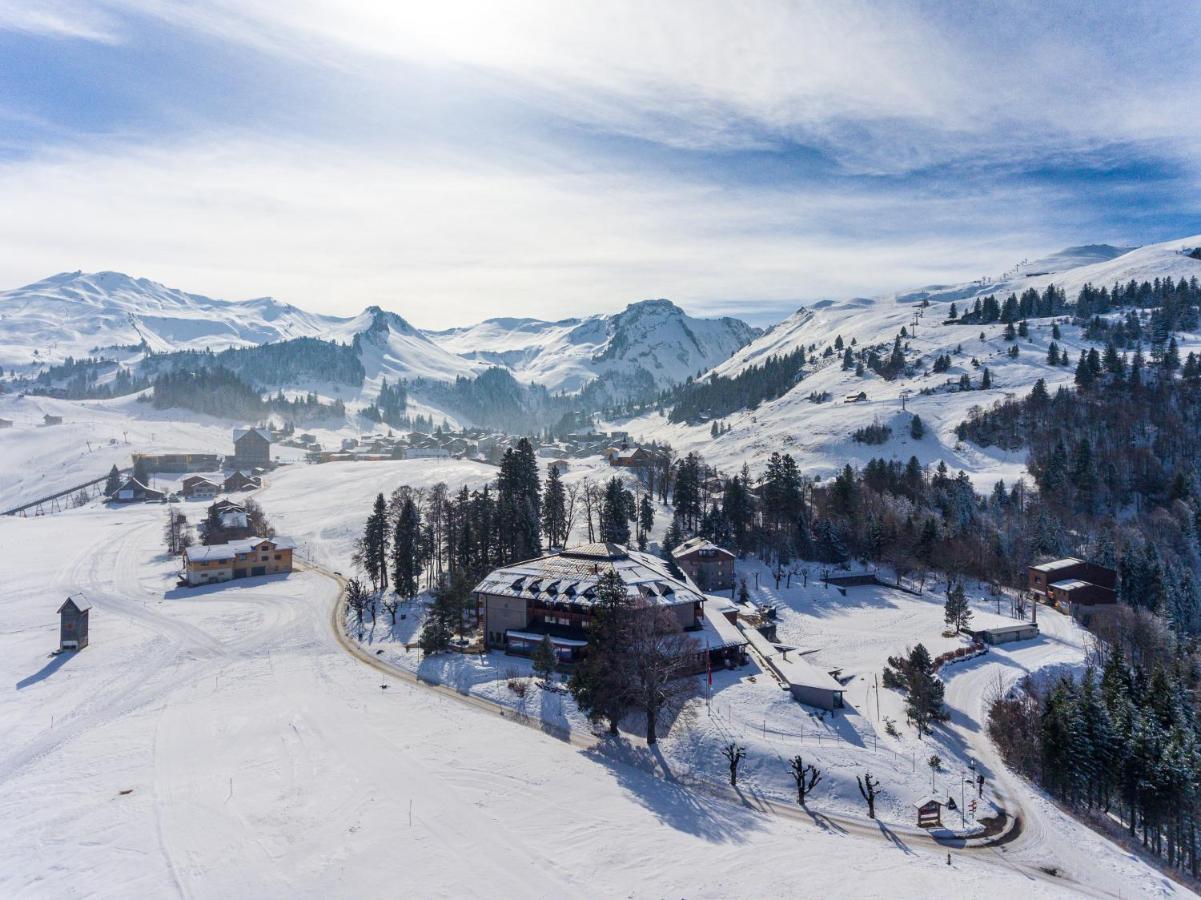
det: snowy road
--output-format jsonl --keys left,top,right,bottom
{"left": 0, "top": 505, "right": 1186, "bottom": 898}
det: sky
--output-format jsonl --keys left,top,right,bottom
{"left": 1, "top": 1, "right": 1200, "bottom": 329}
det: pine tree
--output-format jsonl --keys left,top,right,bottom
{"left": 637, "top": 493, "right": 655, "bottom": 551}
{"left": 944, "top": 581, "right": 972, "bottom": 633}
{"left": 909, "top": 414, "right": 925, "bottom": 440}
{"left": 104, "top": 464, "right": 121, "bottom": 496}
{"left": 532, "top": 634, "right": 557, "bottom": 687}
{"left": 391, "top": 497, "right": 422, "bottom": 599}
{"left": 541, "top": 464, "right": 567, "bottom": 548}
{"left": 362, "top": 492, "right": 389, "bottom": 592}
{"left": 568, "top": 570, "right": 635, "bottom": 734}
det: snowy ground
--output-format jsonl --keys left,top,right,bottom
{"left": 4, "top": 499, "right": 1164, "bottom": 897}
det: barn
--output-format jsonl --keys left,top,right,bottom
{"left": 58, "top": 595, "right": 91, "bottom": 650}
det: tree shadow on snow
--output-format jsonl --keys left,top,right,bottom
{"left": 583, "top": 738, "right": 768, "bottom": 843}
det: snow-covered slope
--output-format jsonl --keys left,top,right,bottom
{"left": 0, "top": 271, "right": 343, "bottom": 368}
{"left": 429, "top": 298, "right": 759, "bottom": 392}
{"left": 889, "top": 236, "right": 1198, "bottom": 308}
{"left": 617, "top": 233, "right": 1201, "bottom": 481}
{"left": 334, "top": 306, "right": 485, "bottom": 384}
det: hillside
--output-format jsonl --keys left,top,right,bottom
{"left": 617, "top": 233, "right": 1201, "bottom": 483}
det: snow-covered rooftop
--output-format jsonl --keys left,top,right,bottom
{"left": 1030, "top": 557, "right": 1084, "bottom": 573}
{"left": 184, "top": 536, "right": 295, "bottom": 563}
{"left": 673, "top": 536, "right": 735, "bottom": 559}
{"left": 472, "top": 543, "right": 702, "bottom": 608}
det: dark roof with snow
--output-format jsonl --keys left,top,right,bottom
{"left": 473, "top": 544, "right": 701, "bottom": 608}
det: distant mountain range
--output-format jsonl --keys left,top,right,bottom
{"left": 0, "top": 271, "right": 758, "bottom": 394}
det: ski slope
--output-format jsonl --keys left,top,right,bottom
{"left": 0, "top": 501, "right": 1156, "bottom": 898}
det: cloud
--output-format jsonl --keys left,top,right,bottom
{"left": 0, "top": 134, "right": 1073, "bottom": 327}
{"left": 1, "top": 1, "right": 1198, "bottom": 327}
{"left": 79, "top": 0, "right": 1201, "bottom": 172}
{"left": 0, "top": 0, "right": 123, "bottom": 43}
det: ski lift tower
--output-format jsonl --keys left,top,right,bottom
{"left": 899, "top": 389, "right": 912, "bottom": 411}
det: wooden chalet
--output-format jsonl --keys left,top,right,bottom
{"left": 181, "top": 475, "right": 221, "bottom": 500}
{"left": 231, "top": 427, "right": 272, "bottom": 469}
{"left": 183, "top": 536, "right": 295, "bottom": 586}
{"left": 672, "top": 537, "right": 736, "bottom": 591}
{"left": 108, "top": 476, "right": 166, "bottom": 503}
{"left": 223, "top": 470, "right": 261, "bottom": 492}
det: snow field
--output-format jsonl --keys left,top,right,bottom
{"left": 0, "top": 501, "right": 1130, "bottom": 898}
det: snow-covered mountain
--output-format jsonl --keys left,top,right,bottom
{"left": 0, "top": 273, "right": 755, "bottom": 395}
{"left": 428, "top": 298, "right": 759, "bottom": 392}
{"left": 0, "top": 271, "right": 339, "bottom": 368}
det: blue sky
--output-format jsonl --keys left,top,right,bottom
{"left": 1, "top": 1, "right": 1199, "bottom": 328}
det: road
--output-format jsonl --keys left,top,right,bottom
{"left": 312, "top": 557, "right": 1134, "bottom": 897}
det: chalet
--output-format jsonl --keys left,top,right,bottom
{"left": 547, "top": 459, "right": 570, "bottom": 476}
{"left": 843, "top": 392, "right": 868, "bottom": 403}
{"left": 672, "top": 537, "right": 736, "bottom": 591}
{"left": 203, "top": 501, "right": 253, "bottom": 542}
{"left": 0, "top": 417, "right": 12, "bottom": 428}
{"left": 223, "top": 470, "right": 261, "bottom": 492}
{"left": 611, "top": 447, "right": 657, "bottom": 468}
{"left": 183, "top": 536, "right": 295, "bottom": 586}
{"left": 1047, "top": 579, "right": 1111, "bottom": 608}
{"left": 132, "top": 452, "right": 221, "bottom": 474}
{"left": 108, "top": 476, "right": 166, "bottom": 503}
{"left": 474, "top": 543, "right": 705, "bottom": 664}
{"left": 58, "top": 595, "right": 91, "bottom": 651}
{"left": 43, "top": 413, "right": 63, "bottom": 426}
{"left": 1027, "top": 557, "right": 1115, "bottom": 597}
{"left": 180, "top": 475, "right": 221, "bottom": 500}
{"left": 231, "top": 427, "right": 272, "bottom": 469}
{"left": 1028, "top": 557, "right": 1116, "bottom": 613}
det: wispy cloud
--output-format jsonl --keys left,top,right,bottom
{"left": 0, "top": 0, "right": 122, "bottom": 43}
{"left": 0, "top": 1, "right": 1199, "bottom": 324}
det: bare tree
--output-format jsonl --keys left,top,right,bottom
{"left": 857, "top": 772, "right": 881, "bottom": 819}
{"left": 382, "top": 594, "right": 400, "bottom": 626}
{"left": 562, "top": 482, "right": 580, "bottom": 546}
{"left": 789, "top": 755, "right": 823, "bottom": 806}
{"left": 722, "top": 742, "right": 747, "bottom": 787}
{"left": 580, "top": 479, "right": 601, "bottom": 544}
{"left": 163, "top": 507, "right": 190, "bottom": 554}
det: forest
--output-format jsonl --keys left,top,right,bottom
{"left": 141, "top": 336, "right": 365, "bottom": 387}
{"left": 146, "top": 366, "right": 347, "bottom": 423}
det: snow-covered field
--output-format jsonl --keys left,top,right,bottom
{"left": 3, "top": 498, "right": 1163, "bottom": 897}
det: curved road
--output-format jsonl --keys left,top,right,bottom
{"left": 310, "top": 558, "right": 1115, "bottom": 897}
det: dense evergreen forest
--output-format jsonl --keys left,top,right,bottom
{"left": 141, "top": 337, "right": 364, "bottom": 387}
{"left": 25, "top": 356, "right": 149, "bottom": 399}
{"left": 146, "top": 366, "right": 346, "bottom": 423}
{"left": 666, "top": 347, "right": 807, "bottom": 424}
